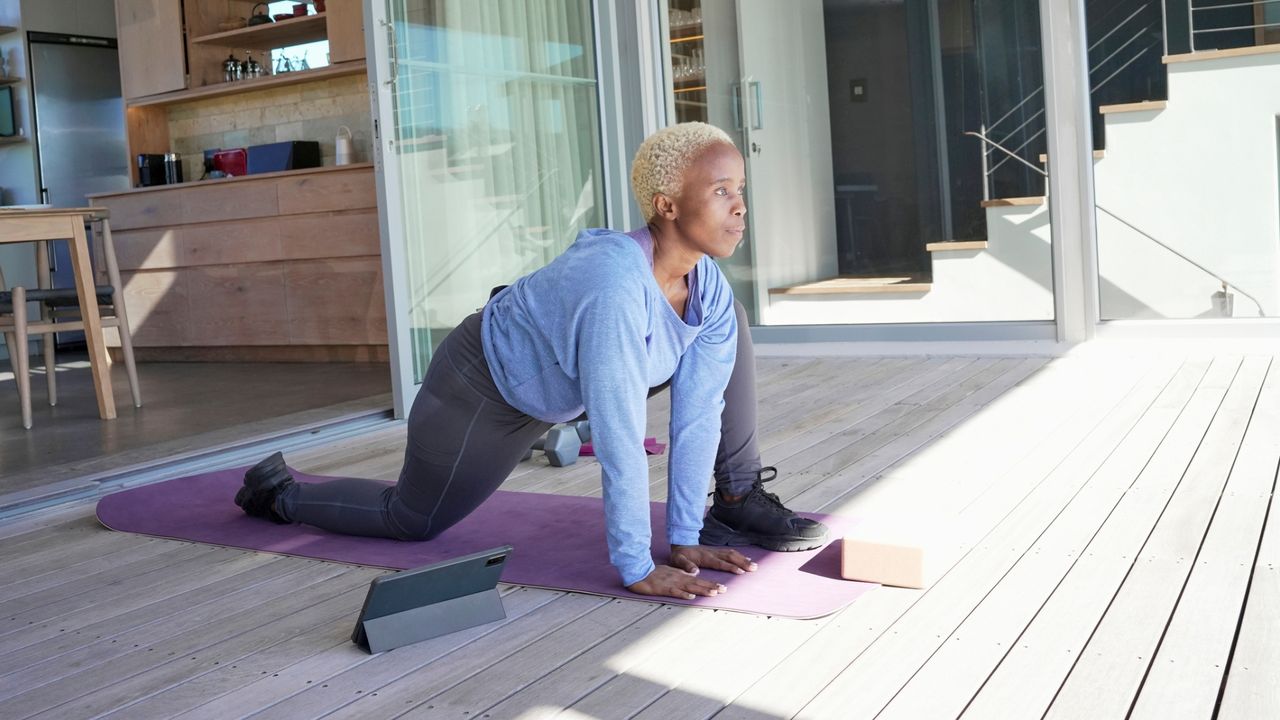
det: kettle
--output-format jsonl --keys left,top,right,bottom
{"left": 247, "top": 3, "right": 273, "bottom": 26}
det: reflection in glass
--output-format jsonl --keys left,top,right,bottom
{"left": 669, "top": 0, "right": 1057, "bottom": 326}
{"left": 387, "top": 1, "right": 604, "bottom": 379}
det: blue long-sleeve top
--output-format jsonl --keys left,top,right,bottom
{"left": 481, "top": 227, "right": 738, "bottom": 586}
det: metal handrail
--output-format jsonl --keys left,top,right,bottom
{"left": 1188, "top": 0, "right": 1280, "bottom": 52}
{"left": 984, "top": 2, "right": 1160, "bottom": 179}
{"left": 964, "top": 130, "right": 1048, "bottom": 179}
{"left": 1095, "top": 206, "right": 1266, "bottom": 316}
{"left": 965, "top": 133, "right": 1264, "bottom": 316}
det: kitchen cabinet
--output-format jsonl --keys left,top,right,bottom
{"left": 326, "top": 0, "right": 367, "bottom": 63}
{"left": 115, "top": 0, "right": 186, "bottom": 100}
{"left": 88, "top": 164, "right": 388, "bottom": 362}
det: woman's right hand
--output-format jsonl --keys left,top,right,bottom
{"left": 627, "top": 565, "right": 727, "bottom": 600}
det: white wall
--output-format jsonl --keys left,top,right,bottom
{"left": 1094, "top": 53, "right": 1280, "bottom": 319}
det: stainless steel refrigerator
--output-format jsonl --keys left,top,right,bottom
{"left": 28, "top": 31, "right": 130, "bottom": 345}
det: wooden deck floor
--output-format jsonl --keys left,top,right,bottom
{"left": 0, "top": 351, "right": 1276, "bottom": 719}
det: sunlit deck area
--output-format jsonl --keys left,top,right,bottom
{"left": 1, "top": 347, "right": 1277, "bottom": 719}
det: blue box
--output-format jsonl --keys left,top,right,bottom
{"left": 246, "top": 140, "right": 321, "bottom": 174}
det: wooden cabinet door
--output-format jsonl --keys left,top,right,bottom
{"left": 326, "top": 0, "right": 367, "bottom": 63}
{"left": 115, "top": 0, "right": 186, "bottom": 99}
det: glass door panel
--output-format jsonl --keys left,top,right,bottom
{"left": 662, "top": 0, "right": 1056, "bottom": 327}
{"left": 383, "top": 0, "right": 605, "bottom": 382}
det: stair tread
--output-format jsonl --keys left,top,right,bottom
{"left": 1098, "top": 99, "right": 1167, "bottom": 114}
{"left": 769, "top": 276, "right": 932, "bottom": 296}
{"left": 980, "top": 196, "right": 1045, "bottom": 208}
{"left": 926, "top": 240, "right": 988, "bottom": 252}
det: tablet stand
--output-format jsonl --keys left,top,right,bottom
{"left": 358, "top": 587, "right": 506, "bottom": 654}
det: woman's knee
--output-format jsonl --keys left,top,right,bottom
{"left": 386, "top": 500, "right": 441, "bottom": 541}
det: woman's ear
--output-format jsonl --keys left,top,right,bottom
{"left": 654, "top": 193, "right": 677, "bottom": 220}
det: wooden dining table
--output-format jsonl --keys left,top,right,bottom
{"left": 0, "top": 207, "right": 116, "bottom": 420}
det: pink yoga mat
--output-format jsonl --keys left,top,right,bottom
{"left": 95, "top": 467, "right": 875, "bottom": 618}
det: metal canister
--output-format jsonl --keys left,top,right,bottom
{"left": 163, "top": 153, "right": 183, "bottom": 185}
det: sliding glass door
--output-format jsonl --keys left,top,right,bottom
{"left": 368, "top": 0, "right": 605, "bottom": 412}
{"left": 662, "top": 0, "right": 1057, "bottom": 328}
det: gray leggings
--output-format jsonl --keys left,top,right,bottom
{"left": 278, "top": 300, "right": 762, "bottom": 540}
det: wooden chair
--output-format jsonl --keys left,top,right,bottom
{"left": 0, "top": 210, "right": 141, "bottom": 429}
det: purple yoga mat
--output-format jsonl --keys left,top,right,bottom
{"left": 580, "top": 438, "right": 666, "bottom": 456}
{"left": 96, "top": 467, "right": 876, "bottom": 618}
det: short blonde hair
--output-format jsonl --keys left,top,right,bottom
{"left": 631, "top": 122, "right": 735, "bottom": 221}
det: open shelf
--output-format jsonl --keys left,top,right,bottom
{"left": 127, "top": 59, "right": 366, "bottom": 108}
{"left": 0, "top": 76, "right": 21, "bottom": 86}
{"left": 0, "top": 25, "right": 17, "bottom": 37}
{"left": 669, "top": 21, "right": 702, "bottom": 40}
{"left": 190, "top": 12, "right": 327, "bottom": 50}
{"left": 0, "top": 136, "right": 28, "bottom": 146}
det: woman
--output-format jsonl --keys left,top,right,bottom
{"left": 235, "top": 122, "right": 827, "bottom": 601}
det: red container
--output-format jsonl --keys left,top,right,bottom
{"left": 212, "top": 148, "right": 247, "bottom": 177}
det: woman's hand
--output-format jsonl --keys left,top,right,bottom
{"left": 669, "top": 545, "right": 758, "bottom": 575}
{"left": 627, "top": 565, "right": 727, "bottom": 600}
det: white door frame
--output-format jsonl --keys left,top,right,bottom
{"left": 364, "top": 0, "right": 415, "bottom": 419}
{"left": 1039, "top": 0, "right": 1100, "bottom": 344}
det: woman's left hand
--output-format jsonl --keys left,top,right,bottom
{"left": 669, "top": 545, "right": 758, "bottom": 575}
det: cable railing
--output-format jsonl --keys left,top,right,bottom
{"left": 980, "top": 0, "right": 1162, "bottom": 188}
{"left": 964, "top": 132, "right": 1264, "bottom": 317}
{"left": 1186, "top": 0, "right": 1280, "bottom": 53}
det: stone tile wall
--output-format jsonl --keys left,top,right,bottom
{"left": 167, "top": 74, "right": 371, "bottom": 181}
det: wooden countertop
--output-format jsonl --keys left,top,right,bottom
{"left": 87, "top": 162, "right": 374, "bottom": 200}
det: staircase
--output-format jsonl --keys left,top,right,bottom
{"left": 766, "top": 1, "right": 1280, "bottom": 324}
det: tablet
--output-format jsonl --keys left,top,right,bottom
{"left": 351, "top": 545, "right": 513, "bottom": 653}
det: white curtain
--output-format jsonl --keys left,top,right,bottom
{"left": 389, "top": 0, "right": 604, "bottom": 379}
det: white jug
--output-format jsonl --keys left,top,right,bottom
{"left": 335, "top": 125, "right": 354, "bottom": 166}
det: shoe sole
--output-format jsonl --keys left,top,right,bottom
{"left": 699, "top": 515, "right": 829, "bottom": 552}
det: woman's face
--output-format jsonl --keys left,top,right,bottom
{"left": 664, "top": 142, "right": 747, "bottom": 259}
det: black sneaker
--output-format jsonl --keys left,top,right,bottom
{"left": 234, "top": 451, "right": 295, "bottom": 524}
{"left": 699, "top": 467, "right": 829, "bottom": 551}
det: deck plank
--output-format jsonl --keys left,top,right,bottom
{"left": 0, "top": 560, "right": 355, "bottom": 708}
{"left": 1044, "top": 357, "right": 1265, "bottom": 719}
{"left": 1219, "top": 363, "right": 1280, "bottom": 720}
{"left": 477, "top": 604, "right": 705, "bottom": 720}
{"left": 1130, "top": 358, "right": 1280, "bottom": 719}
{"left": 4, "top": 352, "right": 1278, "bottom": 719}
{"left": 0, "top": 553, "right": 292, "bottom": 677}
{"left": 716, "top": 354, "right": 1171, "bottom": 719}
{"left": 797, "top": 357, "right": 1204, "bottom": 718}
{"left": 307, "top": 591, "right": 611, "bottom": 717}
{"left": 14, "top": 569, "right": 377, "bottom": 720}
{"left": 394, "top": 599, "right": 659, "bottom": 718}
{"left": 0, "top": 543, "right": 218, "bottom": 636}
{"left": 873, "top": 357, "right": 1236, "bottom": 719}
{"left": 527, "top": 357, "right": 970, "bottom": 501}
{"left": 170, "top": 586, "right": 533, "bottom": 720}
{"left": 924, "top": 358, "right": 1209, "bottom": 717}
